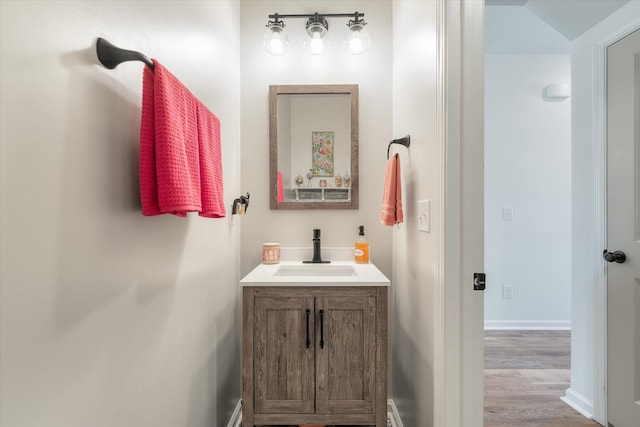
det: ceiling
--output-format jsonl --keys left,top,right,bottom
{"left": 485, "top": 0, "right": 631, "bottom": 53}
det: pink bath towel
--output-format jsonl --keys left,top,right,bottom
{"left": 196, "top": 99, "right": 226, "bottom": 218}
{"left": 139, "top": 65, "right": 159, "bottom": 214}
{"left": 139, "top": 60, "right": 225, "bottom": 218}
{"left": 380, "top": 153, "right": 404, "bottom": 226}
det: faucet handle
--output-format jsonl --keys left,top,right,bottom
{"left": 313, "top": 228, "right": 321, "bottom": 239}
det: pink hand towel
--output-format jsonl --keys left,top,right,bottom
{"left": 277, "top": 171, "right": 284, "bottom": 202}
{"left": 380, "top": 153, "right": 404, "bottom": 226}
{"left": 139, "top": 60, "right": 225, "bottom": 218}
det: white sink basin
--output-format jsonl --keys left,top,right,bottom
{"left": 240, "top": 261, "right": 390, "bottom": 287}
{"left": 274, "top": 264, "right": 357, "bottom": 277}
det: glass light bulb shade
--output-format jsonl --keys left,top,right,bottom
{"left": 262, "top": 24, "right": 289, "bottom": 56}
{"left": 306, "top": 21, "right": 328, "bottom": 38}
{"left": 345, "top": 22, "right": 371, "bottom": 54}
{"left": 304, "top": 29, "right": 329, "bottom": 55}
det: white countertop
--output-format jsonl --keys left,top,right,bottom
{"left": 240, "top": 260, "right": 390, "bottom": 287}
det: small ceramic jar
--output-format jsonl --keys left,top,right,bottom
{"left": 262, "top": 243, "right": 280, "bottom": 264}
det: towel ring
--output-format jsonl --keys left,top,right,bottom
{"left": 96, "top": 38, "right": 155, "bottom": 71}
{"left": 387, "top": 135, "right": 410, "bottom": 159}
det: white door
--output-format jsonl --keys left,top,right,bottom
{"left": 606, "top": 28, "right": 640, "bottom": 427}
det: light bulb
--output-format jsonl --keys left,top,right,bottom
{"left": 310, "top": 33, "right": 324, "bottom": 55}
{"left": 270, "top": 34, "right": 284, "bottom": 55}
{"left": 349, "top": 34, "right": 363, "bottom": 54}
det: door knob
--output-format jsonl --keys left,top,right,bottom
{"left": 603, "top": 249, "right": 626, "bottom": 263}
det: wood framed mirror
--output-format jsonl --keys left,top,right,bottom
{"left": 269, "top": 84, "right": 359, "bottom": 210}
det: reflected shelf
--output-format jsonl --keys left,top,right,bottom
{"left": 291, "top": 187, "right": 351, "bottom": 201}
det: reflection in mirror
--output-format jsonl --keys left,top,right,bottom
{"left": 270, "top": 84, "right": 358, "bottom": 210}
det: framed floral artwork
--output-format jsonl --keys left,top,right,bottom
{"left": 311, "top": 131, "right": 334, "bottom": 177}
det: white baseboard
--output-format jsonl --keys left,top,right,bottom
{"left": 228, "top": 398, "right": 401, "bottom": 427}
{"left": 388, "top": 399, "right": 403, "bottom": 427}
{"left": 561, "top": 388, "right": 594, "bottom": 420}
{"left": 226, "top": 400, "right": 242, "bottom": 427}
{"left": 484, "top": 320, "right": 571, "bottom": 330}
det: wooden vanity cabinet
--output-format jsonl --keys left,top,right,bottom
{"left": 242, "top": 286, "right": 387, "bottom": 427}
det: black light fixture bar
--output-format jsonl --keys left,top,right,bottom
{"left": 268, "top": 12, "right": 364, "bottom": 19}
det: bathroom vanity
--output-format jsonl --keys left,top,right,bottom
{"left": 241, "top": 261, "right": 389, "bottom": 427}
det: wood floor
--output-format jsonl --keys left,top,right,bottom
{"left": 257, "top": 330, "right": 598, "bottom": 427}
{"left": 485, "top": 330, "right": 601, "bottom": 427}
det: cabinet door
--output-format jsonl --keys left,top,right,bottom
{"left": 254, "top": 296, "right": 315, "bottom": 414}
{"left": 316, "top": 295, "right": 376, "bottom": 414}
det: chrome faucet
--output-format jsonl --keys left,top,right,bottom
{"left": 303, "top": 228, "right": 330, "bottom": 264}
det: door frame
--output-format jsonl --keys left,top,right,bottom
{"left": 436, "top": 1, "right": 485, "bottom": 426}
{"left": 593, "top": 20, "right": 640, "bottom": 425}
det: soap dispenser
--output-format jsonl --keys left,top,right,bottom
{"left": 355, "top": 225, "right": 370, "bottom": 264}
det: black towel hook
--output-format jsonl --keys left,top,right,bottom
{"left": 96, "top": 38, "right": 155, "bottom": 71}
{"left": 387, "top": 135, "right": 410, "bottom": 159}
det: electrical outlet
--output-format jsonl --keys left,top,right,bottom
{"left": 503, "top": 207, "right": 514, "bottom": 221}
{"left": 503, "top": 286, "right": 513, "bottom": 299}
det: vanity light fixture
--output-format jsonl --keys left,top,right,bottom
{"left": 263, "top": 11, "right": 369, "bottom": 56}
{"left": 345, "top": 12, "right": 370, "bottom": 55}
{"left": 262, "top": 14, "right": 289, "bottom": 56}
{"left": 304, "top": 13, "right": 329, "bottom": 55}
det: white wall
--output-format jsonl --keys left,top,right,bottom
{"left": 570, "top": 0, "right": 640, "bottom": 418}
{"left": 391, "top": 0, "right": 439, "bottom": 425}
{"left": 484, "top": 54, "right": 572, "bottom": 329}
{"left": 485, "top": 5, "right": 570, "bottom": 54}
{"left": 240, "top": 0, "right": 393, "bottom": 278}
{"left": 0, "top": 2, "right": 241, "bottom": 426}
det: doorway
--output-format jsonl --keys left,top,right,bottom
{"left": 482, "top": 46, "right": 577, "bottom": 427}
{"left": 483, "top": 2, "right": 573, "bottom": 425}
{"left": 481, "top": 1, "right": 639, "bottom": 426}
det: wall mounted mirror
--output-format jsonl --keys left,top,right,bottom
{"left": 269, "top": 84, "right": 358, "bottom": 210}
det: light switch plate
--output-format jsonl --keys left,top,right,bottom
{"left": 417, "top": 200, "right": 430, "bottom": 232}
